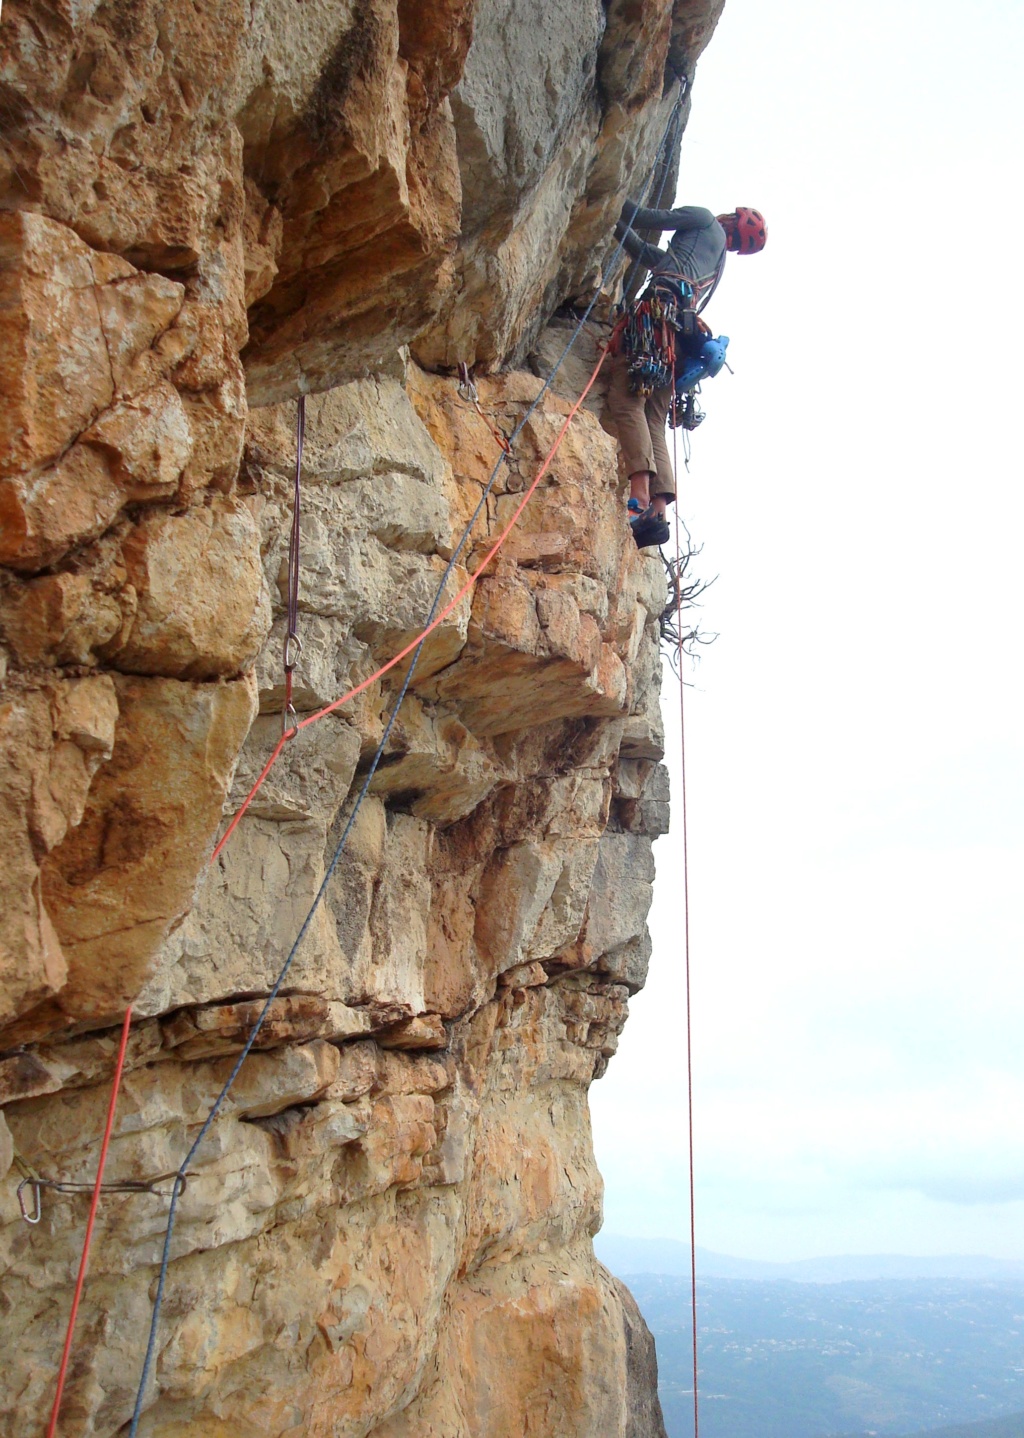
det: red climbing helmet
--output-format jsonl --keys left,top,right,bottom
{"left": 718, "top": 208, "right": 767, "bottom": 255}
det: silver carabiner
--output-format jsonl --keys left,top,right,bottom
{"left": 456, "top": 362, "right": 479, "bottom": 405}
{"left": 282, "top": 631, "right": 302, "bottom": 671}
{"left": 17, "top": 1177, "right": 42, "bottom": 1224}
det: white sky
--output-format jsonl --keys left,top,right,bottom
{"left": 590, "top": 0, "right": 1024, "bottom": 1261}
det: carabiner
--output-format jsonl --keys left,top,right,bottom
{"left": 17, "top": 1177, "right": 42, "bottom": 1225}
{"left": 456, "top": 362, "right": 479, "bottom": 405}
{"left": 282, "top": 630, "right": 302, "bottom": 672}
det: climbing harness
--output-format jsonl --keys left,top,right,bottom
{"left": 282, "top": 395, "right": 305, "bottom": 736}
{"left": 623, "top": 283, "right": 683, "bottom": 395}
{"left": 621, "top": 264, "right": 730, "bottom": 441}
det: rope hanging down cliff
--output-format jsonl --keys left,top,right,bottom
{"left": 671, "top": 405, "right": 701, "bottom": 1438}
{"left": 25, "top": 79, "right": 689, "bottom": 1433}
{"left": 43, "top": 1010, "right": 133, "bottom": 1438}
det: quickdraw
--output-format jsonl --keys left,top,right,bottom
{"left": 624, "top": 288, "right": 680, "bottom": 396}
{"left": 13, "top": 1149, "right": 189, "bottom": 1224}
{"left": 457, "top": 362, "right": 513, "bottom": 458}
{"left": 673, "top": 392, "right": 705, "bottom": 432}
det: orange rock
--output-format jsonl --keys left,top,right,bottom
{"left": 0, "top": 677, "right": 117, "bottom": 1030}
{"left": 111, "top": 498, "right": 270, "bottom": 679}
{"left": 37, "top": 673, "right": 256, "bottom": 1030}
{"left": 0, "top": 0, "right": 723, "bottom": 1428}
{"left": 0, "top": 212, "right": 120, "bottom": 480}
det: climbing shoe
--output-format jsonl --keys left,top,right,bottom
{"left": 630, "top": 510, "right": 671, "bottom": 549}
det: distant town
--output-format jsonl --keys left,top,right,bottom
{"left": 598, "top": 1248, "right": 1024, "bottom": 1438}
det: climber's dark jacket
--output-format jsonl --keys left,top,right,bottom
{"left": 614, "top": 204, "right": 727, "bottom": 308}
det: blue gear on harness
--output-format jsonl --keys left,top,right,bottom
{"left": 676, "top": 334, "right": 729, "bottom": 393}
{"left": 671, "top": 333, "right": 730, "bottom": 431}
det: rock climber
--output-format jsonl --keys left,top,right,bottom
{"left": 607, "top": 204, "right": 767, "bottom": 548}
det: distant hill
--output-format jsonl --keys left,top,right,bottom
{"left": 835, "top": 1414, "right": 1024, "bottom": 1438}
{"left": 594, "top": 1236, "right": 1024, "bottom": 1284}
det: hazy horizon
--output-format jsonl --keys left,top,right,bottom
{"left": 598, "top": 1235, "right": 1024, "bottom": 1267}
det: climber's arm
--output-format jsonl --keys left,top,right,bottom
{"left": 622, "top": 204, "right": 718, "bottom": 233}
{"left": 614, "top": 221, "right": 667, "bottom": 270}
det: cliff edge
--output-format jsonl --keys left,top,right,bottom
{"left": 0, "top": 2, "right": 723, "bottom": 1432}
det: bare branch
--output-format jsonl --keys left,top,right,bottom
{"left": 659, "top": 540, "right": 718, "bottom": 676}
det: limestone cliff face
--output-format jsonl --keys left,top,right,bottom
{"left": 0, "top": 2, "right": 721, "bottom": 1432}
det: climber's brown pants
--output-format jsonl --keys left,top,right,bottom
{"left": 606, "top": 349, "right": 676, "bottom": 501}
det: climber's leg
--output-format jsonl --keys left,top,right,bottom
{"left": 607, "top": 349, "right": 658, "bottom": 503}
{"left": 645, "top": 383, "right": 676, "bottom": 519}
{"left": 628, "top": 470, "right": 653, "bottom": 510}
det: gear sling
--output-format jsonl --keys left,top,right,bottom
{"left": 622, "top": 273, "right": 728, "bottom": 427}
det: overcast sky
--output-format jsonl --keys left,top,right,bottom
{"left": 590, "top": 0, "right": 1024, "bottom": 1261}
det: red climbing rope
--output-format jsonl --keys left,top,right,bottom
{"left": 671, "top": 405, "right": 700, "bottom": 1438}
{"left": 51, "top": 334, "right": 612, "bottom": 1417}
{"left": 212, "top": 340, "right": 613, "bottom": 863}
{"left": 46, "top": 1006, "right": 133, "bottom": 1438}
